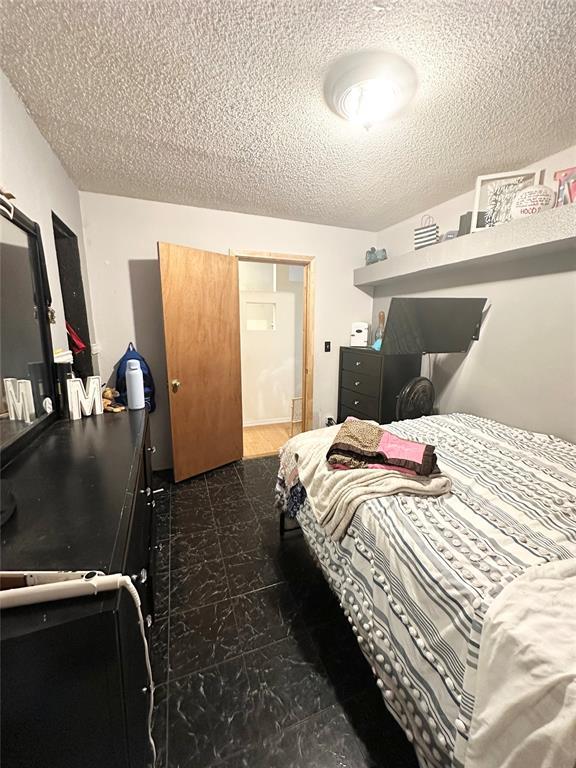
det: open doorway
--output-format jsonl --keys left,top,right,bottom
{"left": 157, "top": 243, "right": 314, "bottom": 480}
{"left": 233, "top": 251, "right": 314, "bottom": 459}
{"left": 52, "top": 213, "right": 93, "bottom": 378}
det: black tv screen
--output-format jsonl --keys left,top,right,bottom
{"left": 381, "top": 297, "right": 487, "bottom": 354}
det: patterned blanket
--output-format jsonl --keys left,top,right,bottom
{"left": 276, "top": 413, "right": 576, "bottom": 768}
{"left": 281, "top": 424, "right": 451, "bottom": 541}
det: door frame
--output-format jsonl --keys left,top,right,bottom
{"left": 230, "top": 250, "right": 315, "bottom": 432}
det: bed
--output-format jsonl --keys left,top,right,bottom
{"left": 276, "top": 413, "right": 576, "bottom": 768}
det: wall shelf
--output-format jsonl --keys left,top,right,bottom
{"left": 354, "top": 205, "right": 576, "bottom": 295}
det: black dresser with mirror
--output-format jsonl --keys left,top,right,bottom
{"left": 0, "top": 201, "right": 157, "bottom": 768}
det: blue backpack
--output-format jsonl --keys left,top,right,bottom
{"left": 115, "top": 343, "right": 156, "bottom": 412}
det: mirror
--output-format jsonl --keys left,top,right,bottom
{"left": 1, "top": 208, "right": 55, "bottom": 458}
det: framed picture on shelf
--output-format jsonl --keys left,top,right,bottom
{"left": 471, "top": 170, "right": 537, "bottom": 232}
{"left": 554, "top": 167, "right": 576, "bottom": 206}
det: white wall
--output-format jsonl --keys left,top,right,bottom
{"left": 238, "top": 261, "right": 275, "bottom": 292}
{"left": 240, "top": 289, "right": 297, "bottom": 426}
{"left": 0, "top": 70, "right": 94, "bottom": 354}
{"left": 276, "top": 264, "right": 304, "bottom": 399}
{"left": 238, "top": 262, "right": 303, "bottom": 427}
{"left": 373, "top": 146, "right": 576, "bottom": 443}
{"left": 80, "top": 192, "right": 373, "bottom": 468}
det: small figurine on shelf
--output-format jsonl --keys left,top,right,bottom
{"left": 372, "top": 310, "right": 386, "bottom": 350}
{"left": 365, "top": 247, "right": 387, "bottom": 265}
{"left": 101, "top": 386, "right": 126, "bottom": 413}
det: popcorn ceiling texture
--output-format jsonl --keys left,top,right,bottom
{"left": 1, "top": 0, "right": 575, "bottom": 231}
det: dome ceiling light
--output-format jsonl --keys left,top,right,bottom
{"left": 324, "top": 51, "right": 417, "bottom": 129}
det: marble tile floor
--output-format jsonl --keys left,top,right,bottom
{"left": 150, "top": 456, "right": 418, "bottom": 768}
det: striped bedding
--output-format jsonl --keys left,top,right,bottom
{"left": 277, "top": 413, "right": 576, "bottom": 768}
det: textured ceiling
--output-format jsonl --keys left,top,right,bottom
{"left": 1, "top": 0, "right": 575, "bottom": 231}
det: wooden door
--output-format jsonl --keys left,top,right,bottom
{"left": 158, "top": 243, "right": 243, "bottom": 481}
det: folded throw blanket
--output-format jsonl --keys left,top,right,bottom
{"left": 285, "top": 425, "right": 452, "bottom": 540}
{"left": 327, "top": 418, "right": 438, "bottom": 475}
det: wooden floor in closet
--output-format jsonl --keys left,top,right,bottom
{"left": 243, "top": 422, "right": 302, "bottom": 458}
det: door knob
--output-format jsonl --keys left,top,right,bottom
{"left": 171, "top": 379, "right": 181, "bottom": 393}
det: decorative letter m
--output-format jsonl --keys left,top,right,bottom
{"left": 3, "top": 378, "right": 35, "bottom": 423}
{"left": 67, "top": 376, "right": 103, "bottom": 420}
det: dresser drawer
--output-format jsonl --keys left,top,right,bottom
{"left": 341, "top": 369, "right": 380, "bottom": 397}
{"left": 338, "top": 404, "right": 374, "bottom": 423}
{"left": 341, "top": 350, "right": 382, "bottom": 378}
{"left": 339, "top": 387, "right": 379, "bottom": 420}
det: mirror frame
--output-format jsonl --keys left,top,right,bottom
{"left": 1, "top": 203, "right": 58, "bottom": 469}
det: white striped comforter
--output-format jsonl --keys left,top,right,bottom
{"left": 279, "top": 413, "right": 576, "bottom": 768}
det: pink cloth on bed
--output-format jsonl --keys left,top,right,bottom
{"left": 377, "top": 430, "right": 428, "bottom": 465}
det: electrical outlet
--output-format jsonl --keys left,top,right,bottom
{"left": 324, "top": 341, "right": 331, "bottom": 352}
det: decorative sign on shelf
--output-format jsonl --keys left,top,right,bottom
{"left": 471, "top": 170, "right": 537, "bottom": 231}
{"left": 510, "top": 185, "right": 556, "bottom": 219}
{"left": 67, "top": 375, "right": 104, "bottom": 420}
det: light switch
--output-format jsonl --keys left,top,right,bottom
{"left": 324, "top": 341, "right": 331, "bottom": 352}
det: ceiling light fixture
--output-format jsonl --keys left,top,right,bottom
{"left": 324, "top": 51, "right": 417, "bottom": 129}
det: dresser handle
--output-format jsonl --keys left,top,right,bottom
{"left": 131, "top": 568, "right": 147, "bottom": 584}
{"left": 354, "top": 381, "right": 360, "bottom": 386}
{"left": 147, "top": 446, "right": 156, "bottom": 454}
{"left": 355, "top": 361, "right": 361, "bottom": 367}
{"left": 354, "top": 400, "right": 360, "bottom": 406}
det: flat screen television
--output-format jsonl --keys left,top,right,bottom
{"left": 381, "top": 297, "right": 487, "bottom": 354}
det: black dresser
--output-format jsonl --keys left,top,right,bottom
{"left": 1, "top": 410, "right": 156, "bottom": 768}
{"left": 337, "top": 346, "right": 421, "bottom": 424}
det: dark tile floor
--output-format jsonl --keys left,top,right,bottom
{"left": 150, "top": 456, "right": 418, "bottom": 768}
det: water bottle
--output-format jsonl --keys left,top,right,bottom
{"left": 126, "top": 359, "right": 145, "bottom": 410}
{"left": 374, "top": 310, "right": 386, "bottom": 343}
